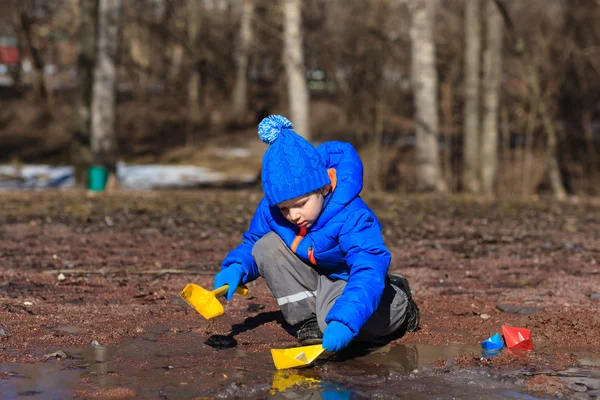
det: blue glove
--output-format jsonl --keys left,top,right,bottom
{"left": 322, "top": 321, "right": 354, "bottom": 352}
{"left": 214, "top": 264, "right": 244, "bottom": 300}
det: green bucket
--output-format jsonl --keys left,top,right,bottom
{"left": 88, "top": 166, "right": 108, "bottom": 191}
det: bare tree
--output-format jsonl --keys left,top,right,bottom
{"left": 10, "top": 0, "right": 55, "bottom": 111}
{"left": 72, "top": 0, "right": 98, "bottom": 186}
{"left": 408, "top": 0, "right": 446, "bottom": 192}
{"left": 282, "top": 0, "right": 310, "bottom": 139}
{"left": 495, "top": 0, "right": 567, "bottom": 199}
{"left": 558, "top": 0, "right": 598, "bottom": 195}
{"left": 231, "top": 0, "right": 254, "bottom": 125}
{"left": 462, "top": 0, "right": 482, "bottom": 194}
{"left": 480, "top": 0, "right": 503, "bottom": 197}
{"left": 187, "top": 0, "right": 202, "bottom": 144}
{"left": 91, "top": 0, "right": 124, "bottom": 188}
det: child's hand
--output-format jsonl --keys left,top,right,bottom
{"left": 214, "top": 264, "right": 244, "bottom": 300}
{"left": 323, "top": 321, "right": 353, "bottom": 352}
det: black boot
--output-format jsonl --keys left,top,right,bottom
{"left": 295, "top": 316, "right": 323, "bottom": 345}
{"left": 389, "top": 274, "right": 420, "bottom": 332}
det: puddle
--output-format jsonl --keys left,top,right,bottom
{"left": 353, "top": 343, "right": 480, "bottom": 370}
{"left": 0, "top": 363, "right": 81, "bottom": 399}
{"left": 0, "top": 334, "right": 596, "bottom": 399}
{"left": 578, "top": 354, "right": 600, "bottom": 368}
{"left": 51, "top": 326, "right": 82, "bottom": 334}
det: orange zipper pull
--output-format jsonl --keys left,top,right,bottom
{"left": 308, "top": 245, "right": 317, "bottom": 265}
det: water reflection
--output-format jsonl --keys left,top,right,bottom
{"left": 270, "top": 371, "right": 354, "bottom": 399}
{"left": 271, "top": 370, "right": 321, "bottom": 393}
{"left": 270, "top": 388, "right": 353, "bottom": 400}
{"left": 93, "top": 344, "right": 109, "bottom": 388}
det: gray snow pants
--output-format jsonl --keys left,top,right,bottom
{"left": 252, "top": 232, "right": 408, "bottom": 341}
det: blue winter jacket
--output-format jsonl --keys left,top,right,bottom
{"left": 221, "top": 141, "right": 392, "bottom": 336}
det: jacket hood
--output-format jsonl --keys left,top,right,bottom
{"left": 310, "top": 141, "right": 363, "bottom": 230}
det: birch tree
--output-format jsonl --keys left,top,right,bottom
{"left": 480, "top": 0, "right": 503, "bottom": 197}
{"left": 282, "top": 0, "right": 310, "bottom": 139}
{"left": 408, "top": 0, "right": 446, "bottom": 192}
{"left": 91, "top": 0, "right": 123, "bottom": 187}
{"left": 462, "top": 0, "right": 482, "bottom": 194}
{"left": 231, "top": 0, "right": 254, "bottom": 125}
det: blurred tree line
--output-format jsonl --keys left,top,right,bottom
{"left": 0, "top": 0, "right": 599, "bottom": 197}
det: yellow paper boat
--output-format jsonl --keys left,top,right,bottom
{"left": 271, "top": 344, "right": 326, "bottom": 370}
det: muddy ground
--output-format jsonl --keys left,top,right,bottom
{"left": 1, "top": 190, "right": 600, "bottom": 399}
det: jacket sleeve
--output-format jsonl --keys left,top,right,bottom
{"left": 324, "top": 209, "right": 392, "bottom": 335}
{"left": 221, "top": 197, "right": 271, "bottom": 284}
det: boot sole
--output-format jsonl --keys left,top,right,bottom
{"left": 300, "top": 338, "right": 323, "bottom": 345}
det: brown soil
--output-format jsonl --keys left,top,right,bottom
{"left": 1, "top": 191, "right": 599, "bottom": 395}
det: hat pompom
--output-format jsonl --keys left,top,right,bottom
{"left": 258, "top": 115, "right": 293, "bottom": 145}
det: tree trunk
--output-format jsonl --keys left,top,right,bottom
{"left": 282, "top": 0, "right": 310, "bottom": 140}
{"left": 168, "top": 45, "right": 184, "bottom": 83}
{"left": 480, "top": 0, "right": 503, "bottom": 197}
{"left": 535, "top": 79, "right": 567, "bottom": 200}
{"left": 158, "top": 3, "right": 175, "bottom": 85}
{"left": 500, "top": 105, "right": 510, "bottom": 189}
{"left": 494, "top": 0, "right": 567, "bottom": 200}
{"left": 11, "top": 0, "right": 55, "bottom": 112}
{"left": 91, "top": 0, "right": 123, "bottom": 186}
{"left": 72, "top": 0, "right": 98, "bottom": 187}
{"left": 369, "top": 94, "right": 385, "bottom": 192}
{"left": 408, "top": 0, "right": 446, "bottom": 192}
{"left": 231, "top": 0, "right": 254, "bottom": 125}
{"left": 441, "top": 62, "right": 459, "bottom": 192}
{"left": 187, "top": 0, "right": 202, "bottom": 145}
{"left": 462, "top": 0, "right": 482, "bottom": 194}
{"left": 583, "top": 111, "right": 598, "bottom": 191}
{"left": 521, "top": 95, "right": 537, "bottom": 197}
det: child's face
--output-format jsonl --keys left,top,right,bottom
{"left": 277, "top": 187, "right": 329, "bottom": 229}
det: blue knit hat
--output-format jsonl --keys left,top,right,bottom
{"left": 258, "top": 115, "right": 330, "bottom": 206}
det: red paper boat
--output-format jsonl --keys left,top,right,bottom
{"left": 502, "top": 325, "right": 533, "bottom": 350}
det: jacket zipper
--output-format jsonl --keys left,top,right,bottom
{"left": 291, "top": 228, "right": 317, "bottom": 265}
{"left": 291, "top": 227, "right": 306, "bottom": 253}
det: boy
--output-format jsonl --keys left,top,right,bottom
{"left": 214, "top": 115, "right": 419, "bottom": 352}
